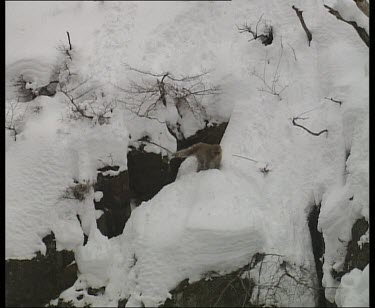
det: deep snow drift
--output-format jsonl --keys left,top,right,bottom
{"left": 6, "top": 0, "right": 368, "bottom": 307}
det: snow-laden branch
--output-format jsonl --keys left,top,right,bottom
{"left": 324, "top": 4, "right": 369, "bottom": 47}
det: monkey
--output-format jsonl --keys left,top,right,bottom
{"left": 174, "top": 143, "right": 222, "bottom": 172}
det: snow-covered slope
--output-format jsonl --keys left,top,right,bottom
{"left": 6, "top": 0, "right": 368, "bottom": 307}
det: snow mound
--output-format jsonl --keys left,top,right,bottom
{"left": 335, "top": 265, "right": 369, "bottom": 307}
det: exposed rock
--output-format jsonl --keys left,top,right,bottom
{"left": 307, "top": 204, "right": 328, "bottom": 307}
{"left": 177, "top": 122, "right": 228, "bottom": 149}
{"left": 35, "top": 80, "right": 59, "bottom": 97}
{"left": 343, "top": 217, "right": 369, "bottom": 272}
{"left": 87, "top": 286, "right": 106, "bottom": 296}
{"left": 127, "top": 149, "right": 174, "bottom": 203}
{"left": 5, "top": 232, "right": 77, "bottom": 307}
{"left": 94, "top": 166, "right": 131, "bottom": 238}
{"left": 161, "top": 265, "right": 254, "bottom": 307}
{"left": 330, "top": 217, "right": 369, "bottom": 285}
{"left": 118, "top": 298, "right": 128, "bottom": 307}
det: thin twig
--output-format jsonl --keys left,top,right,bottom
{"left": 324, "top": 97, "right": 342, "bottom": 105}
{"left": 66, "top": 31, "right": 72, "bottom": 50}
{"left": 137, "top": 139, "right": 173, "bottom": 154}
{"left": 232, "top": 154, "right": 258, "bottom": 163}
{"left": 292, "top": 117, "right": 328, "bottom": 136}
{"left": 287, "top": 43, "right": 297, "bottom": 61}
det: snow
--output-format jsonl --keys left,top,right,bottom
{"left": 6, "top": 0, "right": 368, "bottom": 307}
{"left": 5, "top": 95, "right": 129, "bottom": 259}
{"left": 94, "top": 191, "right": 103, "bottom": 202}
{"left": 335, "top": 265, "right": 369, "bottom": 307}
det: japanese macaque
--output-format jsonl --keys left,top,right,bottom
{"left": 174, "top": 143, "right": 222, "bottom": 172}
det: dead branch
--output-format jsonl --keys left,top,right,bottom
{"left": 237, "top": 14, "right": 273, "bottom": 46}
{"left": 324, "top": 97, "right": 342, "bottom": 105}
{"left": 137, "top": 136, "right": 173, "bottom": 154}
{"left": 292, "top": 117, "right": 328, "bottom": 136}
{"left": 5, "top": 126, "right": 18, "bottom": 141}
{"left": 233, "top": 155, "right": 271, "bottom": 174}
{"left": 60, "top": 89, "right": 93, "bottom": 119}
{"left": 5, "top": 100, "right": 29, "bottom": 141}
{"left": 117, "top": 65, "right": 220, "bottom": 126}
{"left": 292, "top": 6, "right": 312, "bottom": 46}
{"left": 287, "top": 43, "right": 297, "bottom": 61}
{"left": 324, "top": 5, "right": 369, "bottom": 47}
{"left": 232, "top": 154, "right": 258, "bottom": 163}
{"left": 353, "top": 0, "right": 369, "bottom": 17}
{"left": 66, "top": 31, "right": 72, "bottom": 50}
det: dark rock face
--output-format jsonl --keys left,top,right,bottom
{"left": 330, "top": 217, "right": 369, "bottom": 285}
{"left": 127, "top": 150, "right": 174, "bottom": 203}
{"left": 94, "top": 166, "right": 132, "bottom": 238}
{"left": 308, "top": 205, "right": 339, "bottom": 307}
{"left": 343, "top": 217, "right": 369, "bottom": 272}
{"left": 177, "top": 122, "right": 228, "bottom": 150}
{"left": 161, "top": 265, "right": 254, "bottom": 307}
{"left": 5, "top": 233, "right": 77, "bottom": 307}
{"left": 307, "top": 204, "right": 328, "bottom": 307}
{"left": 35, "top": 81, "right": 59, "bottom": 97}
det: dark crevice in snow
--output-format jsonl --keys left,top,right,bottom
{"left": 342, "top": 218, "right": 369, "bottom": 273}
{"left": 177, "top": 122, "right": 228, "bottom": 150}
{"left": 94, "top": 167, "right": 131, "bottom": 238}
{"left": 307, "top": 204, "right": 332, "bottom": 307}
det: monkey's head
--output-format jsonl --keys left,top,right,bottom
{"left": 211, "top": 144, "right": 222, "bottom": 156}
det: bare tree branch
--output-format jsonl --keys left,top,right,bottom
{"left": 66, "top": 31, "right": 72, "bottom": 50}
{"left": 60, "top": 90, "right": 94, "bottom": 119}
{"left": 137, "top": 137, "right": 174, "bottom": 154}
{"left": 292, "top": 6, "right": 313, "bottom": 46}
{"left": 232, "top": 154, "right": 258, "bottom": 163}
{"left": 117, "top": 65, "right": 220, "bottom": 131}
{"left": 292, "top": 117, "right": 328, "bottom": 136}
{"left": 287, "top": 43, "right": 297, "bottom": 61}
{"left": 237, "top": 14, "right": 273, "bottom": 46}
{"left": 324, "top": 97, "right": 342, "bottom": 105}
{"left": 324, "top": 4, "right": 369, "bottom": 47}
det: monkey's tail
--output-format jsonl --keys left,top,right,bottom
{"left": 174, "top": 143, "right": 199, "bottom": 158}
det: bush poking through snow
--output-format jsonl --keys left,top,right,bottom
{"left": 10, "top": 74, "right": 37, "bottom": 102}
{"left": 61, "top": 181, "right": 92, "bottom": 202}
{"left": 237, "top": 14, "right": 273, "bottom": 46}
{"left": 55, "top": 32, "right": 116, "bottom": 123}
{"left": 5, "top": 99, "right": 28, "bottom": 141}
{"left": 116, "top": 64, "right": 221, "bottom": 138}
